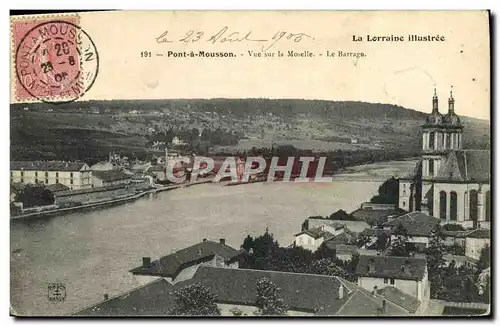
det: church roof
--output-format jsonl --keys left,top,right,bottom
{"left": 443, "top": 112, "right": 462, "bottom": 126}
{"left": 425, "top": 111, "right": 443, "bottom": 126}
{"left": 434, "top": 150, "right": 490, "bottom": 183}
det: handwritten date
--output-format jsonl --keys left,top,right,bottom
{"left": 155, "top": 26, "right": 313, "bottom": 52}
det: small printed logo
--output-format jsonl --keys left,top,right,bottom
{"left": 47, "top": 283, "right": 66, "bottom": 302}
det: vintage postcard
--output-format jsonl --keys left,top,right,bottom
{"left": 10, "top": 10, "right": 490, "bottom": 317}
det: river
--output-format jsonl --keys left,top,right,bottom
{"left": 10, "top": 159, "right": 417, "bottom": 316}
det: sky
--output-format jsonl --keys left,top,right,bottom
{"left": 11, "top": 11, "right": 490, "bottom": 120}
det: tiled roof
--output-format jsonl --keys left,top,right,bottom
{"left": 295, "top": 227, "right": 334, "bottom": 240}
{"left": 360, "top": 228, "right": 392, "bottom": 238}
{"left": 307, "top": 219, "right": 345, "bottom": 230}
{"left": 10, "top": 161, "right": 88, "bottom": 172}
{"left": 376, "top": 286, "right": 421, "bottom": 313}
{"left": 330, "top": 244, "right": 359, "bottom": 256}
{"left": 180, "top": 267, "right": 350, "bottom": 314}
{"left": 383, "top": 212, "right": 440, "bottom": 237}
{"left": 75, "top": 267, "right": 411, "bottom": 316}
{"left": 74, "top": 278, "right": 176, "bottom": 316}
{"left": 434, "top": 150, "right": 490, "bottom": 183}
{"left": 355, "top": 255, "right": 427, "bottom": 281}
{"left": 92, "top": 170, "right": 132, "bottom": 182}
{"left": 331, "top": 279, "right": 410, "bottom": 316}
{"left": 350, "top": 208, "right": 406, "bottom": 226}
{"left": 129, "top": 241, "right": 244, "bottom": 277}
{"left": 324, "top": 232, "right": 356, "bottom": 248}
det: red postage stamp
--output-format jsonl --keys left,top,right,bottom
{"left": 12, "top": 15, "right": 99, "bottom": 103}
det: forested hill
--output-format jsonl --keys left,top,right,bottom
{"left": 10, "top": 99, "right": 490, "bottom": 162}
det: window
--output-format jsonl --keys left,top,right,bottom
{"left": 390, "top": 278, "right": 395, "bottom": 285}
{"left": 307, "top": 238, "right": 312, "bottom": 245}
{"left": 402, "top": 201, "right": 406, "bottom": 207}
{"left": 45, "top": 172, "right": 48, "bottom": 177}
{"left": 70, "top": 179, "right": 74, "bottom": 185}
{"left": 35, "top": 171, "right": 38, "bottom": 177}
{"left": 429, "top": 132, "right": 435, "bottom": 149}
{"left": 55, "top": 178, "right": 59, "bottom": 184}
{"left": 34, "top": 178, "right": 38, "bottom": 183}
{"left": 428, "top": 159, "right": 434, "bottom": 176}
{"left": 450, "top": 192, "right": 458, "bottom": 221}
{"left": 56, "top": 172, "right": 59, "bottom": 178}
{"left": 439, "top": 191, "right": 447, "bottom": 219}
{"left": 446, "top": 133, "right": 451, "bottom": 149}
{"left": 384, "top": 278, "right": 389, "bottom": 284}
{"left": 403, "top": 184, "right": 407, "bottom": 197}
{"left": 20, "top": 178, "right": 23, "bottom": 183}
{"left": 21, "top": 171, "right": 24, "bottom": 177}
{"left": 45, "top": 178, "right": 49, "bottom": 184}
{"left": 469, "top": 190, "right": 478, "bottom": 221}
{"left": 70, "top": 172, "right": 74, "bottom": 178}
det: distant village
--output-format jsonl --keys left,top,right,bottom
{"left": 11, "top": 89, "right": 490, "bottom": 316}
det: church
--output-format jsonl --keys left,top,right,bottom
{"left": 398, "top": 88, "right": 490, "bottom": 229}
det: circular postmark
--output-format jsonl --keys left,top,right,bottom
{"left": 15, "top": 20, "right": 99, "bottom": 104}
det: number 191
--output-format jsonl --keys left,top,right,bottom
{"left": 141, "top": 51, "right": 151, "bottom": 58}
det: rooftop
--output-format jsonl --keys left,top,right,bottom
{"left": 10, "top": 161, "right": 89, "bottom": 172}
{"left": 355, "top": 255, "right": 427, "bottom": 281}
{"left": 434, "top": 150, "right": 490, "bottom": 183}
{"left": 376, "top": 286, "right": 421, "bottom": 313}
{"left": 383, "top": 211, "right": 441, "bottom": 237}
{"left": 350, "top": 207, "right": 406, "bottom": 226}
{"left": 92, "top": 170, "right": 132, "bottom": 182}
{"left": 295, "top": 227, "right": 334, "bottom": 240}
{"left": 129, "top": 240, "right": 244, "bottom": 278}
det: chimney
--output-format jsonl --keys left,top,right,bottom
{"left": 219, "top": 238, "right": 226, "bottom": 245}
{"left": 381, "top": 299, "right": 387, "bottom": 314}
{"left": 104, "top": 293, "right": 109, "bottom": 300}
{"left": 338, "top": 285, "right": 344, "bottom": 300}
{"left": 142, "top": 257, "right": 151, "bottom": 269}
{"left": 203, "top": 238, "right": 207, "bottom": 242}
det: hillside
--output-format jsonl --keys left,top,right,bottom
{"left": 10, "top": 99, "right": 490, "bottom": 162}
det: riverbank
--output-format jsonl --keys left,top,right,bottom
{"left": 10, "top": 179, "right": 216, "bottom": 221}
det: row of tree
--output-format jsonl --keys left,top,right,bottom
{"left": 169, "top": 277, "right": 288, "bottom": 316}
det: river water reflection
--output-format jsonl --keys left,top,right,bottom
{"left": 10, "top": 159, "right": 417, "bottom": 316}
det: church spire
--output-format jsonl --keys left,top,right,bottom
{"left": 448, "top": 85, "right": 455, "bottom": 113}
{"left": 432, "top": 87, "right": 439, "bottom": 112}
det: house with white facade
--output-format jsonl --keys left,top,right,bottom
{"left": 463, "top": 229, "right": 490, "bottom": 261}
{"left": 355, "top": 255, "right": 430, "bottom": 313}
{"left": 10, "top": 161, "right": 92, "bottom": 190}
{"left": 129, "top": 239, "right": 246, "bottom": 285}
{"left": 294, "top": 223, "right": 344, "bottom": 252}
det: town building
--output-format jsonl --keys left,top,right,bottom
{"left": 10, "top": 161, "right": 92, "bottom": 190}
{"left": 294, "top": 223, "right": 345, "bottom": 252}
{"left": 90, "top": 161, "right": 116, "bottom": 171}
{"left": 463, "top": 229, "right": 490, "bottom": 261}
{"left": 382, "top": 211, "right": 441, "bottom": 251}
{"left": 355, "top": 255, "right": 429, "bottom": 312}
{"left": 398, "top": 88, "right": 491, "bottom": 228}
{"left": 350, "top": 202, "right": 406, "bottom": 226}
{"left": 91, "top": 170, "right": 132, "bottom": 188}
{"left": 75, "top": 266, "right": 415, "bottom": 316}
{"left": 129, "top": 239, "right": 246, "bottom": 284}
{"left": 307, "top": 210, "right": 370, "bottom": 233}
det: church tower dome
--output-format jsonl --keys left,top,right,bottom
{"left": 425, "top": 88, "right": 444, "bottom": 125}
{"left": 443, "top": 86, "right": 462, "bottom": 126}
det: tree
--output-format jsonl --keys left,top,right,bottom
{"left": 375, "top": 232, "right": 390, "bottom": 251}
{"left": 389, "top": 224, "right": 410, "bottom": 257}
{"left": 255, "top": 277, "right": 288, "bottom": 315}
{"left": 370, "top": 177, "right": 399, "bottom": 204}
{"left": 477, "top": 244, "right": 491, "bottom": 271}
{"left": 426, "top": 224, "right": 446, "bottom": 298}
{"left": 170, "top": 282, "right": 221, "bottom": 316}
{"left": 354, "top": 235, "right": 371, "bottom": 248}
{"left": 242, "top": 235, "right": 254, "bottom": 251}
